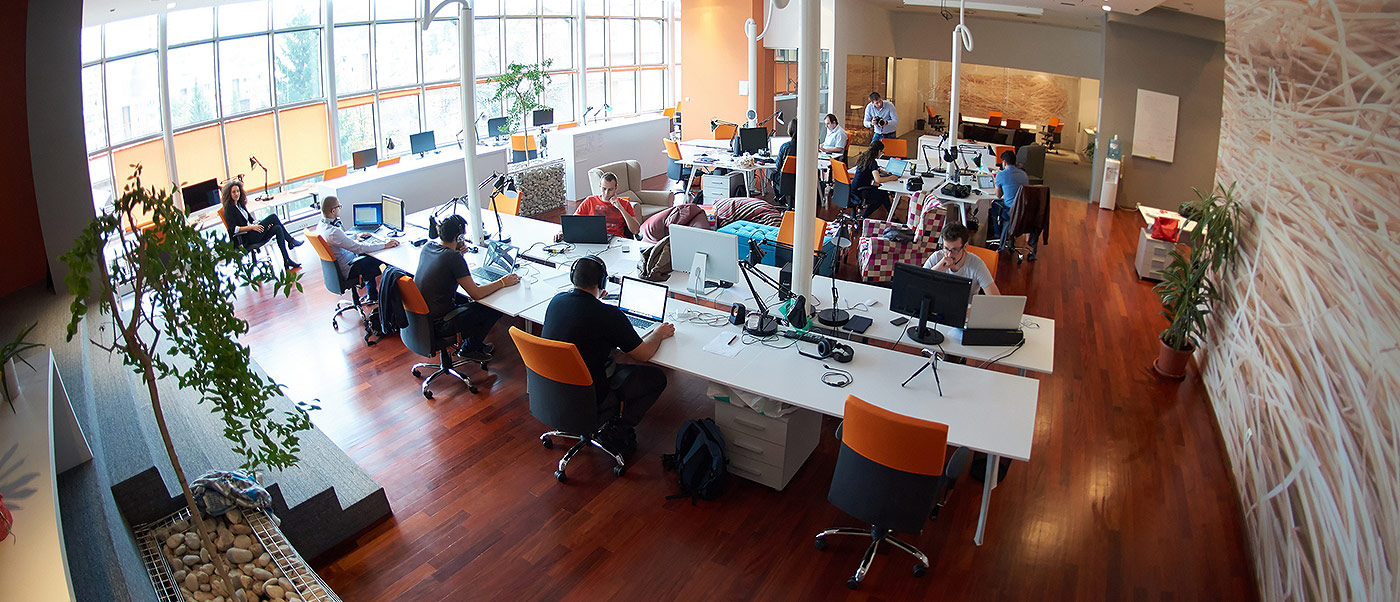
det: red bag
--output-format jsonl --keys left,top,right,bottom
{"left": 1151, "top": 215, "right": 1181, "bottom": 242}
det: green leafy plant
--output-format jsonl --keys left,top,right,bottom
{"left": 61, "top": 165, "right": 310, "bottom": 596}
{"left": 0, "top": 322, "right": 45, "bottom": 413}
{"left": 1084, "top": 138, "right": 1095, "bottom": 161}
{"left": 487, "top": 60, "right": 554, "bottom": 135}
{"left": 1153, "top": 182, "right": 1244, "bottom": 351}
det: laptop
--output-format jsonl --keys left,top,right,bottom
{"left": 472, "top": 240, "right": 520, "bottom": 282}
{"left": 965, "top": 295, "right": 1027, "bottom": 330}
{"left": 351, "top": 202, "right": 384, "bottom": 233}
{"left": 617, "top": 276, "right": 669, "bottom": 336}
{"left": 560, "top": 214, "right": 609, "bottom": 244}
{"left": 884, "top": 157, "right": 909, "bottom": 176}
{"left": 978, "top": 174, "right": 996, "bottom": 190}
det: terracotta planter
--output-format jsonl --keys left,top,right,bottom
{"left": 1153, "top": 340, "right": 1193, "bottom": 379}
{"left": 0, "top": 493, "right": 12, "bottom": 542}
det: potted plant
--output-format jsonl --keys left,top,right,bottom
{"left": 487, "top": 60, "right": 554, "bottom": 137}
{"left": 1152, "top": 182, "right": 1243, "bottom": 378}
{"left": 61, "top": 165, "right": 311, "bottom": 598}
{"left": 1, "top": 322, "right": 44, "bottom": 412}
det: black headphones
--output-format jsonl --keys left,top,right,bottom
{"left": 571, "top": 255, "right": 608, "bottom": 290}
{"left": 800, "top": 337, "right": 854, "bottom": 364}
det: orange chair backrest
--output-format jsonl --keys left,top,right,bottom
{"left": 842, "top": 395, "right": 948, "bottom": 476}
{"left": 993, "top": 145, "right": 1016, "bottom": 166}
{"left": 967, "top": 244, "right": 998, "bottom": 277}
{"left": 1048, "top": 117, "right": 1061, "bottom": 127}
{"left": 494, "top": 191, "right": 520, "bottom": 216}
{"left": 1054, "top": 123, "right": 1064, "bottom": 133}
{"left": 663, "top": 107, "right": 676, "bottom": 118}
{"left": 302, "top": 229, "right": 338, "bottom": 263}
{"left": 323, "top": 165, "right": 348, "bottom": 181}
{"left": 713, "top": 123, "right": 737, "bottom": 140}
{"left": 830, "top": 159, "right": 852, "bottom": 185}
{"left": 508, "top": 326, "right": 594, "bottom": 387}
{"left": 1004, "top": 118, "right": 1021, "bottom": 129}
{"left": 395, "top": 275, "right": 431, "bottom": 315}
{"left": 880, "top": 137, "right": 908, "bottom": 159}
{"left": 782, "top": 156, "right": 798, "bottom": 174}
{"left": 664, "top": 138, "right": 683, "bottom": 160}
{"left": 511, "top": 134, "right": 539, "bottom": 151}
{"left": 556, "top": 122, "right": 579, "bottom": 129}
{"left": 778, "top": 211, "right": 826, "bottom": 252}
{"left": 376, "top": 157, "right": 401, "bottom": 168}
{"left": 217, "top": 206, "right": 228, "bottom": 228}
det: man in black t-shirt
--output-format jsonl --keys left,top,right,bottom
{"left": 414, "top": 215, "right": 521, "bottom": 362}
{"left": 541, "top": 256, "right": 674, "bottom": 440}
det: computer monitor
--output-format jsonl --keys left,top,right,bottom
{"left": 532, "top": 108, "right": 554, "bottom": 128}
{"left": 668, "top": 224, "right": 739, "bottom": 293}
{"left": 736, "top": 127, "right": 769, "bottom": 155}
{"left": 352, "top": 147, "right": 378, "bottom": 170}
{"left": 486, "top": 116, "right": 511, "bottom": 139}
{"left": 351, "top": 202, "right": 382, "bottom": 230}
{"left": 181, "top": 178, "right": 220, "bottom": 213}
{"left": 409, "top": 131, "right": 436, "bottom": 156}
{"left": 889, "top": 262, "right": 974, "bottom": 345}
{"left": 381, "top": 194, "right": 404, "bottom": 234}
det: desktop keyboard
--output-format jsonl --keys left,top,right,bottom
{"left": 780, "top": 329, "right": 824, "bottom": 343}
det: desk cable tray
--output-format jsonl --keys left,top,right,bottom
{"left": 134, "top": 506, "right": 342, "bottom": 602}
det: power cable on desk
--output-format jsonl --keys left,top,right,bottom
{"left": 976, "top": 339, "right": 1027, "bottom": 369}
{"left": 671, "top": 309, "right": 728, "bottom": 327}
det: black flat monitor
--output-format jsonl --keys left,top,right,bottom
{"left": 737, "top": 127, "right": 769, "bottom": 155}
{"left": 889, "top": 262, "right": 973, "bottom": 345}
{"left": 352, "top": 147, "right": 378, "bottom": 170}
{"left": 381, "top": 194, "right": 404, "bottom": 234}
{"left": 409, "top": 131, "right": 436, "bottom": 155}
{"left": 532, "top": 108, "right": 554, "bottom": 127}
{"left": 486, "top": 116, "right": 511, "bottom": 139}
{"left": 181, "top": 178, "right": 220, "bottom": 213}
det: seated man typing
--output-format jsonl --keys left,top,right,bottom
{"left": 923, "top": 223, "right": 1000, "bottom": 301}
{"left": 574, "top": 171, "right": 642, "bottom": 239}
{"left": 541, "top": 256, "right": 674, "bottom": 452}
{"left": 414, "top": 215, "right": 521, "bottom": 362}
{"left": 318, "top": 195, "right": 399, "bottom": 301}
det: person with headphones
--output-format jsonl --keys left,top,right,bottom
{"left": 540, "top": 256, "right": 674, "bottom": 453}
{"left": 414, "top": 214, "right": 521, "bottom": 362}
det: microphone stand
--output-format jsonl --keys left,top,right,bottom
{"left": 486, "top": 172, "right": 513, "bottom": 243}
{"left": 737, "top": 240, "right": 789, "bottom": 337}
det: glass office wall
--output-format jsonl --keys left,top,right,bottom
{"left": 81, "top": 0, "right": 681, "bottom": 215}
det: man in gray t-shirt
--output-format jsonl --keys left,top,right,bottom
{"left": 922, "top": 222, "right": 1001, "bottom": 303}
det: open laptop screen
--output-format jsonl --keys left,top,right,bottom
{"left": 352, "top": 203, "right": 382, "bottom": 228}
{"left": 618, "top": 277, "right": 668, "bottom": 322}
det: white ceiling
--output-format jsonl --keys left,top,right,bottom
{"left": 873, "top": 0, "right": 1213, "bottom": 31}
{"left": 85, "top": 0, "right": 228, "bottom": 26}
{"left": 1155, "top": 0, "right": 1224, "bottom": 20}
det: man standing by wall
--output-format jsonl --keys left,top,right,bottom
{"left": 863, "top": 92, "right": 898, "bottom": 143}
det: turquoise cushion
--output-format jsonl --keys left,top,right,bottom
{"left": 719, "top": 221, "right": 836, "bottom": 276}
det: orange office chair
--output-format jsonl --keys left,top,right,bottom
{"left": 322, "top": 165, "right": 348, "bottom": 181}
{"left": 713, "top": 123, "right": 738, "bottom": 140}
{"left": 777, "top": 156, "right": 799, "bottom": 209}
{"left": 395, "top": 275, "right": 486, "bottom": 398}
{"left": 664, "top": 138, "right": 692, "bottom": 184}
{"left": 814, "top": 395, "right": 960, "bottom": 589}
{"left": 966, "top": 244, "right": 999, "bottom": 283}
{"left": 987, "top": 111, "right": 1003, "bottom": 128}
{"left": 879, "top": 137, "right": 909, "bottom": 159}
{"left": 304, "top": 230, "right": 379, "bottom": 344}
{"left": 778, "top": 210, "right": 827, "bottom": 254}
{"left": 511, "top": 134, "right": 540, "bottom": 162}
{"left": 217, "top": 206, "right": 273, "bottom": 267}
{"left": 830, "top": 159, "right": 855, "bottom": 219}
{"left": 1004, "top": 118, "right": 1021, "bottom": 130}
{"left": 492, "top": 190, "right": 521, "bottom": 216}
{"left": 993, "top": 145, "right": 1016, "bottom": 166}
{"left": 376, "top": 157, "right": 401, "bottom": 168}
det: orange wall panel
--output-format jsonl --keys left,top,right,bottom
{"left": 679, "top": 0, "right": 776, "bottom": 141}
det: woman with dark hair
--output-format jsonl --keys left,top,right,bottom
{"left": 849, "top": 139, "right": 899, "bottom": 219}
{"left": 770, "top": 119, "right": 799, "bottom": 205}
{"left": 220, "top": 178, "right": 302, "bottom": 269}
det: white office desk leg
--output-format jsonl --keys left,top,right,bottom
{"left": 959, "top": 202, "right": 969, "bottom": 225}
{"left": 1017, "top": 368, "right": 1027, "bottom": 377}
{"left": 974, "top": 453, "right": 1001, "bottom": 545}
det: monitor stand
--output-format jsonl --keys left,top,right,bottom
{"left": 906, "top": 297, "right": 945, "bottom": 345}
{"left": 686, "top": 252, "right": 708, "bottom": 296}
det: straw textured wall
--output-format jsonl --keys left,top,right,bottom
{"left": 1209, "top": 1, "right": 1400, "bottom": 599}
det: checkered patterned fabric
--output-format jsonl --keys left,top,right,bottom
{"left": 857, "top": 193, "right": 946, "bottom": 282}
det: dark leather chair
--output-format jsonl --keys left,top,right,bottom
{"left": 218, "top": 206, "right": 273, "bottom": 267}
{"left": 508, "top": 326, "right": 626, "bottom": 482}
{"left": 814, "top": 394, "right": 951, "bottom": 589}
{"left": 393, "top": 275, "right": 486, "bottom": 398}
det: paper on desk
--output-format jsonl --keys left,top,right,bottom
{"left": 542, "top": 272, "right": 573, "bottom": 290}
{"left": 702, "top": 332, "right": 744, "bottom": 357}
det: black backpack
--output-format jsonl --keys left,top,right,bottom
{"left": 662, "top": 418, "right": 729, "bottom": 504}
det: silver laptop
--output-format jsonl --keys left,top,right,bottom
{"left": 965, "top": 295, "right": 1027, "bottom": 330}
{"left": 617, "top": 276, "right": 668, "bottom": 336}
{"left": 978, "top": 174, "right": 996, "bottom": 190}
{"left": 472, "top": 240, "right": 519, "bottom": 282}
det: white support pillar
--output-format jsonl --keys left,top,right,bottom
{"left": 791, "top": 0, "right": 820, "bottom": 300}
{"left": 157, "top": 13, "right": 179, "bottom": 205}
{"left": 945, "top": 0, "right": 973, "bottom": 184}
{"left": 428, "top": 0, "right": 484, "bottom": 245}
{"left": 325, "top": 0, "right": 340, "bottom": 171}
{"left": 745, "top": 19, "right": 758, "bottom": 127}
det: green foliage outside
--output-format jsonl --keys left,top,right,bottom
{"left": 487, "top": 60, "right": 554, "bottom": 135}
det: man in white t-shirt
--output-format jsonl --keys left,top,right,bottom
{"left": 819, "top": 113, "right": 848, "bottom": 155}
{"left": 922, "top": 222, "right": 1000, "bottom": 302}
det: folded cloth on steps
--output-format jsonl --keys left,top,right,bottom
{"left": 191, "top": 470, "right": 277, "bottom": 524}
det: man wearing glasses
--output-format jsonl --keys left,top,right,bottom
{"left": 922, "top": 222, "right": 1000, "bottom": 301}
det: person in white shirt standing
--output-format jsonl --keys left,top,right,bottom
{"left": 862, "top": 92, "right": 898, "bottom": 144}
{"left": 819, "top": 113, "right": 848, "bottom": 158}
{"left": 318, "top": 195, "right": 399, "bottom": 301}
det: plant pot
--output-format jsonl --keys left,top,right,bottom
{"left": 1153, "top": 340, "right": 1193, "bottom": 379}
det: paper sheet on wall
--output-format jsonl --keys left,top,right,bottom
{"left": 1131, "top": 89, "right": 1179, "bottom": 163}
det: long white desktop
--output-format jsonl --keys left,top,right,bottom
{"left": 317, "top": 145, "right": 509, "bottom": 216}
{"left": 546, "top": 114, "right": 671, "bottom": 201}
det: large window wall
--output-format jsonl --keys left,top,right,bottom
{"left": 82, "top": 0, "right": 681, "bottom": 214}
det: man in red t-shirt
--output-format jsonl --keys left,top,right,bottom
{"left": 575, "top": 171, "right": 642, "bottom": 238}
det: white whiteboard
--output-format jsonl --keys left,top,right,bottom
{"left": 1131, "top": 89, "right": 1179, "bottom": 163}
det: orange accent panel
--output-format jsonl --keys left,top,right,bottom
{"left": 224, "top": 113, "right": 282, "bottom": 187}
{"left": 968, "top": 245, "right": 998, "bottom": 277}
{"left": 172, "top": 124, "right": 226, "bottom": 189}
{"left": 217, "top": 206, "right": 229, "bottom": 230}
{"left": 379, "top": 88, "right": 421, "bottom": 100}
{"left": 556, "top": 122, "right": 578, "bottom": 129}
{"left": 337, "top": 94, "right": 375, "bottom": 109}
{"left": 841, "top": 395, "right": 949, "bottom": 476}
{"left": 781, "top": 156, "right": 797, "bottom": 174}
{"left": 511, "top": 135, "right": 538, "bottom": 151}
{"left": 493, "top": 192, "right": 520, "bottom": 216}
{"left": 279, "top": 103, "right": 331, "bottom": 182}
{"left": 663, "top": 107, "right": 675, "bottom": 118}
{"left": 1054, "top": 124, "right": 1064, "bottom": 133}
{"left": 712, "top": 123, "right": 737, "bottom": 140}
{"left": 830, "top": 159, "right": 851, "bottom": 185}
{"left": 377, "top": 157, "right": 401, "bottom": 168}
{"left": 395, "top": 275, "right": 431, "bottom": 315}
{"left": 323, "top": 165, "right": 348, "bottom": 180}
{"left": 664, "top": 138, "right": 683, "bottom": 160}
{"left": 303, "top": 230, "right": 337, "bottom": 262}
{"left": 425, "top": 82, "right": 459, "bottom": 91}
{"left": 880, "top": 138, "right": 908, "bottom": 159}
{"left": 508, "top": 326, "right": 593, "bottom": 387}
{"left": 1048, "top": 117, "right": 1061, "bottom": 127}
{"left": 778, "top": 211, "right": 826, "bottom": 253}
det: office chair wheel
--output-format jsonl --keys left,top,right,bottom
{"left": 423, "top": 390, "right": 433, "bottom": 399}
{"left": 468, "top": 385, "right": 479, "bottom": 394}
{"left": 813, "top": 538, "right": 828, "bottom": 551}
{"left": 846, "top": 577, "right": 860, "bottom": 590}
{"left": 412, "top": 368, "right": 423, "bottom": 377}
{"left": 554, "top": 470, "right": 567, "bottom": 483}
{"left": 613, "top": 465, "right": 626, "bottom": 477}
{"left": 913, "top": 564, "right": 927, "bottom": 577}
{"left": 541, "top": 436, "right": 554, "bottom": 449}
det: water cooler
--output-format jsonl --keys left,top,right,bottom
{"left": 1099, "top": 157, "right": 1121, "bottom": 210}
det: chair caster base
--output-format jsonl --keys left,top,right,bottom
{"left": 613, "top": 465, "right": 626, "bottom": 477}
{"left": 542, "top": 436, "right": 554, "bottom": 449}
{"left": 814, "top": 538, "right": 828, "bottom": 551}
{"left": 913, "top": 564, "right": 927, "bottom": 577}
{"left": 423, "top": 390, "right": 433, "bottom": 399}
{"left": 846, "top": 577, "right": 860, "bottom": 590}
{"left": 412, "top": 369, "right": 422, "bottom": 377}
{"left": 554, "top": 470, "right": 567, "bottom": 483}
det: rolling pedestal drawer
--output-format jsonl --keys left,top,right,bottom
{"left": 713, "top": 400, "right": 822, "bottom": 491}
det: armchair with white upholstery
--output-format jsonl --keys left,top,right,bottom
{"left": 856, "top": 193, "right": 946, "bottom": 283}
{"left": 586, "top": 160, "right": 676, "bottom": 220}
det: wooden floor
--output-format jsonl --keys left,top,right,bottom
{"left": 233, "top": 194, "right": 1259, "bottom": 601}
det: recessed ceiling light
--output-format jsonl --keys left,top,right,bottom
{"left": 1102, "top": 4, "right": 1112, "bottom": 10}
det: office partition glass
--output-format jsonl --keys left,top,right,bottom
{"left": 375, "top": 22, "right": 418, "bottom": 89}
{"left": 541, "top": 19, "right": 573, "bottom": 69}
{"left": 81, "top": 66, "right": 106, "bottom": 153}
{"left": 337, "top": 99, "right": 376, "bottom": 164}
{"left": 423, "top": 85, "right": 462, "bottom": 146}
{"left": 105, "top": 54, "right": 161, "bottom": 144}
{"left": 104, "top": 16, "right": 156, "bottom": 58}
{"left": 374, "top": 0, "right": 416, "bottom": 20}
{"left": 541, "top": 0, "right": 572, "bottom": 16}
{"left": 378, "top": 93, "right": 422, "bottom": 156}
{"left": 334, "top": 0, "right": 370, "bottom": 24}
{"left": 610, "top": 70, "right": 636, "bottom": 115}
{"left": 219, "top": 36, "right": 274, "bottom": 116}
{"left": 504, "top": 19, "right": 540, "bottom": 66}
{"left": 334, "top": 25, "right": 372, "bottom": 94}
{"left": 422, "top": 20, "right": 460, "bottom": 82}
{"left": 81, "top": 26, "right": 102, "bottom": 64}
{"left": 475, "top": 19, "right": 502, "bottom": 76}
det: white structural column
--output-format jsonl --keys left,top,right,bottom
{"left": 325, "top": 0, "right": 340, "bottom": 171}
{"left": 426, "top": 0, "right": 484, "bottom": 244}
{"left": 945, "top": 0, "right": 973, "bottom": 182}
{"left": 790, "top": 0, "right": 820, "bottom": 300}
{"left": 745, "top": 19, "right": 758, "bottom": 127}
{"left": 157, "top": 13, "right": 179, "bottom": 205}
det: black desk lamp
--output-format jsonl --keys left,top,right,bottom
{"left": 487, "top": 173, "right": 516, "bottom": 243}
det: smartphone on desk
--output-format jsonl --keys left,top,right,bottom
{"left": 890, "top": 316, "right": 909, "bottom": 327}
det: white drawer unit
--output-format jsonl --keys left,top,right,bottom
{"left": 702, "top": 171, "right": 748, "bottom": 201}
{"left": 713, "top": 399, "right": 822, "bottom": 491}
{"left": 1135, "top": 227, "right": 1178, "bottom": 280}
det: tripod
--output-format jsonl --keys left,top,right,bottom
{"left": 901, "top": 348, "right": 943, "bottom": 396}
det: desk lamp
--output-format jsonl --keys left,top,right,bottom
{"left": 488, "top": 173, "right": 517, "bottom": 243}
{"left": 737, "top": 239, "right": 793, "bottom": 337}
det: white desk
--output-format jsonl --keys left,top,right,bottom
{"left": 875, "top": 159, "right": 996, "bottom": 224}
{"left": 549, "top": 114, "right": 671, "bottom": 200}
{"left": 317, "top": 146, "right": 509, "bottom": 217}
{"left": 962, "top": 116, "right": 1039, "bottom": 132}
